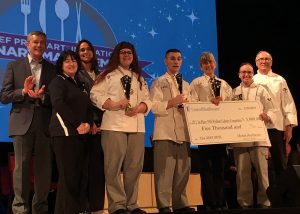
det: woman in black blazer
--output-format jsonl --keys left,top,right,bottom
{"left": 49, "top": 50, "right": 93, "bottom": 214}
{"left": 76, "top": 39, "right": 105, "bottom": 214}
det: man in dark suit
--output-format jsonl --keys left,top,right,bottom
{"left": 0, "top": 31, "right": 56, "bottom": 214}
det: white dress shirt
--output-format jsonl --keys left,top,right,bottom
{"left": 28, "top": 54, "right": 42, "bottom": 90}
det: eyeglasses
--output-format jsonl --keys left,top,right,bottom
{"left": 256, "top": 57, "right": 272, "bottom": 62}
{"left": 120, "top": 50, "right": 133, "bottom": 55}
{"left": 79, "top": 47, "right": 92, "bottom": 52}
{"left": 239, "top": 71, "right": 254, "bottom": 75}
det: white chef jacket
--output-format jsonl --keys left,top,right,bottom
{"left": 190, "top": 74, "right": 232, "bottom": 102}
{"left": 253, "top": 70, "right": 298, "bottom": 131}
{"left": 231, "top": 82, "right": 274, "bottom": 147}
{"left": 90, "top": 66, "right": 151, "bottom": 133}
{"left": 150, "top": 72, "right": 190, "bottom": 143}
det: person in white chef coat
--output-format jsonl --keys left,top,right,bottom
{"left": 253, "top": 51, "right": 298, "bottom": 187}
{"left": 231, "top": 62, "right": 275, "bottom": 209}
{"left": 90, "top": 41, "right": 151, "bottom": 214}
{"left": 189, "top": 51, "right": 232, "bottom": 210}
{"left": 150, "top": 49, "right": 195, "bottom": 213}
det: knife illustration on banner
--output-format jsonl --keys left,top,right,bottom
{"left": 76, "top": 1, "right": 82, "bottom": 42}
{"left": 39, "top": 0, "right": 46, "bottom": 33}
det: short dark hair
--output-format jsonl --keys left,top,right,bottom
{"left": 165, "top": 49, "right": 181, "bottom": 58}
{"left": 239, "top": 62, "right": 253, "bottom": 69}
{"left": 55, "top": 50, "right": 81, "bottom": 75}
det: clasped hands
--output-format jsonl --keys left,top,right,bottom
{"left": 106, "top": 98, "right": 146, "bottom": 116}
{"left": 22, "top": 76, "right": 45, "bottom": 99}
{"left": 77, "top": 123, "right": 90, "bottom": 134}
{"left": 118, "top": 99, "right": 147, "bottom": 116}
{"left": 210, "top": 96, "right": 222, "bottom": 106}
{"left": 169, "top": 94, "right": 188, "bottom": 108}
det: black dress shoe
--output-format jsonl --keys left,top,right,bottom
{"left": 173, "top": 207, "right": 195, "bottom": 213}
{"left": 113, "top": 209, "right": 130, "bottom": 214}
{"left": 131, "top": 208, "right": 147, "bottom": 214}
{"left": 159, "top": 207, "right": 171, "bottom": 213}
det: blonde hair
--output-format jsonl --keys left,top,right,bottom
{"left": 199, "top": 52, "right": 216, "bottom": 65}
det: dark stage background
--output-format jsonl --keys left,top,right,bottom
{"left": 216, "top": 0, "right": 300, "bottom": 147}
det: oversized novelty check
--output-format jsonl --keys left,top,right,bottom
{"left": 184, "top": 101, "right": 268, "bottom": 145}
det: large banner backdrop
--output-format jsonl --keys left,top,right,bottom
{"left": 0, "top": 0, "right": 218, "bottom": 146}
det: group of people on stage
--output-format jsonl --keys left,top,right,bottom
{"left": 0, "top": 30, "right": 298, "bottom": 214}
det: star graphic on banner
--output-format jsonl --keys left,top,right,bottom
{"left": 176, "top": 4, "right": 180, "bottom": 9}
{"left": 148, "top": 72, "right": 159, "bottom": 80}
{"left": 148, "top": 28, "right": 158, "bottom": 38}
{"left": 186, "top": 11, "right": 199, "bottom": 24}
{"left": 166, "top": 14, "right": 172, "bottom": 22}
{"left": 130, "top": 33, "right": 136, "bottom": 39}
{"left": 187, "top": 44, "right": 191, "bottom": 48}
{"left": 139, "top": 60, "right": 153, "bottom": 79}
{"left": 189, "top": 65, "right": 194, "bottom": 69}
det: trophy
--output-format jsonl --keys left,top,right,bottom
{"left": 120, "top": 75, "right": 132, "bottom": 111}
{"left": 210, "top": 77, "right": 221, "bottom": 97}
{"left": 175, "top": 73, "right": 183, "bottom": 94}
{"left": 175, "top": 73, "right": 184, "bottom": 108}
{"left": 233, "top": 94, "right": 243, "bottom": 101}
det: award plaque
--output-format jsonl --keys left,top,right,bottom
{"left": 120, "top": 75, "right": 132, "bottom": 110}
{"left": 210, "top": 77, "right": 221, "bottom": 97}
{"left": 175, "top": 73, "right": 183, "bottom": 94}
{"left": 175, "top": 73, "right": 183, "bottom": 108}
{"left": 232, "top": 94, "right": 243, "bottom": 101}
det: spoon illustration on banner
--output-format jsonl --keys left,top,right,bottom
{"left": 55, "top": 0, "right": 69, "bottom": 41}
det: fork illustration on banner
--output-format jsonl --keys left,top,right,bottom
{"left": 21, "top": 0, "right": 31, "bottom": 35}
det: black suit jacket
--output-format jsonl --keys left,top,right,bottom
{"left": 0, "top": 57, "right": 56, "bottom": 136}
{"left": 49, "top": 74, "right": 93, "bottom": 137}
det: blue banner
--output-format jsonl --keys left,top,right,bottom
{"left": 0, "top": 0, "right": 218, "bottom": 145}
